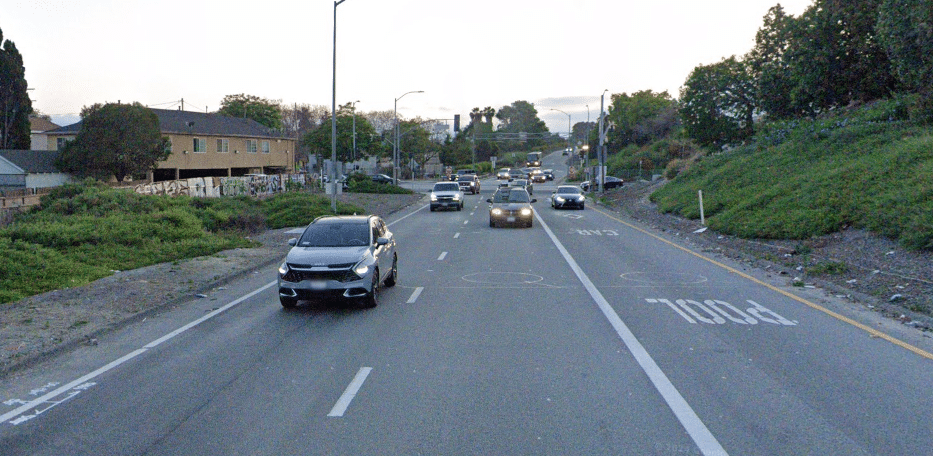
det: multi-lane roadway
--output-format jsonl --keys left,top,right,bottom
{"left": 3, "top": 151, "right": 933, "bottom": 455}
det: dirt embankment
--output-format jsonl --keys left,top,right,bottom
{"left": 595, "top": 179, "right": 933, "bottom": 332}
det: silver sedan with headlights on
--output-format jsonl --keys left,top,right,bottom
{"left": 550, "top": 185, "right": 586, "bottom": 209}
{"left": 277, "top": 215, "right": 397, "bottom": 309}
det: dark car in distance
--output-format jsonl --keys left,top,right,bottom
{"left": 370, "top": 174, "right": 396, "bottom": 185}
{"left": 580, "top": 176, "right": 623, "bottom": 191}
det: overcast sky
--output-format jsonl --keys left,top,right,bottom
{"left": 4, "top": 0, "right": 813, "bottom": 135}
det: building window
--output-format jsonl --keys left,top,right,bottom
{"left": 164, "top": 140, "right": 172, "bottom": 153}
{"left": 217, "top": 138, "right": 229, "bottom": 153}
{"left": 261, "top": 141, "right": 270, "bottom": 154}
{"left": 193, "top": 137, "right": 207, "bottom": 153}
{"left": 56, "top": 137, "right": 71, "bottom": 149}
{"left": 246, "top": 139, "right": 258, "bottom": 153}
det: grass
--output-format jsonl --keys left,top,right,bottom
{"left": 650, "top": 100, "right": 933, "bottom": 251}
{"left": 0, "top": 182, "right": 364, "bottom": 305}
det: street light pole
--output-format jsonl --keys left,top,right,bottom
{"left": 549, "top": 108, "right": 571, "bottom": 153}
{"left": 330, "top": 0, "right": 348, "bottom": 213}
{"left": 350, "top": 100, "right": 360, "bottom": 162}
{"left": 394, "top": 90, "right": 423, "bottom": 184}
{"left": 598, "top": 89, "right": 609, "bottom": 193}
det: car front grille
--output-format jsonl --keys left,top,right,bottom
{"left": 282, "top": 265, "right": 359, "bottom": 283}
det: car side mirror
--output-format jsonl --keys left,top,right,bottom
{"left": 288, "top": 238, "right": 297, "bottom": 246}
{"left": 531, "top": 199, "right": 537, "bottom": 203}
{"left": 376, "top": 237, "right": 389, "bottom": 246}
{"left": 486, "top": 198, "right": 492, "bottom": 203}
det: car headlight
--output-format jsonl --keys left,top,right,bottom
{"left": 430, "top": 193, "right": 438, "bottom": 201}
{"left": 491, "top": 208, "right": 503, "bottom": 216}
{"left": 354, "top": 262, "right": 371, "bottom": 277}
{"left": 453, "top": 194, "right": 461, "bottom": 201}
{"left": 554, "top": 196, "right": 565, "bottom": 203}
{"left": 520, "top": 208, "right": 532, "bottom": 216}
{"left": 579, "top": 196, "right": 586, "bottom": 202}
{"left": 278, "top": 262, "right": 289, "bottom": 275}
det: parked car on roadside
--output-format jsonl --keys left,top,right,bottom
{"left": 277, "top": 215, "right": 397, "bottom": 309}
{"left": 370, "top": 174, "right": 396, "bottom": 185}
{"left": 430, "top": 181, "right": 464, "bottom": 211}
{"left": 580, "top": 176, "right": 624, "bottom": 191}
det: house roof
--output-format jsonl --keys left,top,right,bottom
{"left": 0, "top": 149, "right": 62, "bottom": 174}
{"left": 45, "top": 108, "right": 288, "bottom": 139}
{"left": 30, "top": 117, "right": 61, "bottom": 133}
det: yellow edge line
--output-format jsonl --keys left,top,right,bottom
{"left": 590, "top": 205, "right": 933, "bottom": 361}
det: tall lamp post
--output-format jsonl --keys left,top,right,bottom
{"left": 330, "top": 0, "right": 350, "bottom": 213}
{"left": 549, "top": 108, "right": 571, "bottom": 153}
{"left": 350, "top": 100, "right": 360, "bottom": 162}
{"left": 598, "top": 89, "right": 609, "bottom": 192}
{"left": 394, "top": 90, "right": 423, "bottom": 184}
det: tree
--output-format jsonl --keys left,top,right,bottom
{"left": 217, "top": 94, "right": 283, "bottom": 130}
{"left": 495, "top": 100, "right": 549, "bottom": 150}
{"left": 746, "top": 5, "right": 800, "bottom": 119}
{"left": 785, "top": 0, "right": 897, "bottom": 114}
{"left": 56, "top": 103, "right": 170, "bottom": 182}
{"left": 877, "top": 0, "right": 933, "bottom": 121}
{"left": 606, "top": 90, "right": 679, "bottom": 148}
{"left": 680, "top": 56, "right": 757, "bottom": 148}
{"left": 300, "top": 113, "right": 383, "bottom": 165}
{"left": 0, "top": 28, "right": 32, "bottom": 150}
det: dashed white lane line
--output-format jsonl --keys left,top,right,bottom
{"left": 463, "top": 220, "right": 469, "bottom": 225}
{"left": 454, "top": 232, "right": 461, "bottom": 239}
{"left": 407, "top": 287, "right": 424, "bottom": 303}
{"left": 328, "top": 367, "right": 373, "bottom": 417}
{"left": 438, "top": 252, "right": 447, "bottom": 261}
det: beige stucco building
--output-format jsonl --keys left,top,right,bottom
{"left": 46, "top": 108, "right": 296, "bottom": 181}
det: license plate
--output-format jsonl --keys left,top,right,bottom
{"left": 309, "top": 280, "right": 328, "bottom": 290}
{"left": 506, "top": 216, "right": 516, "bottom": 222}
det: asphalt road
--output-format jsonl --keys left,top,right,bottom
{"left": 3, "top": 151, "right": 933, "bottom": 455}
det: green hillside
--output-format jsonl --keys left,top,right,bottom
{"left": 649, "top": 101, "right": 933, "bottom": 251}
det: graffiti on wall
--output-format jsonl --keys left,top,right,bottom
{"left": 134, "top": 174, "right": 311, "bottom": 198}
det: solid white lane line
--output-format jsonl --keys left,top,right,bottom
{"left": 387, "top": 203, "right": 429, "bottom": 227}
{"left": 454, "top": 232, "right": 461, "bottom": 239}
{"left": 407, "top": 287, "right": 424, "bottom": 304}
{"left": 145, "top": 281, "right": 276, "bottom": 348}
{"left": 438, "top": 252, "right": 447, "bottom": 261}
{"left": 1, "top": 281, "right": 278, "bottom": 425}
{"left": 328, "top": 367, "right": 373, "bottom": 417}
{"left": 463, "top": 220, "right": 469, "bottom": 225}
{"left": 534, "top": 210, "right": 728, "bottom": 456}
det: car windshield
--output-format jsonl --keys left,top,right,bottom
{"left": 434, "top": 183, "right": 459, "bottom": 192}
{"left": 492, "top": 189, "right": 530, "bottom": 203}
{"left": 514, "top": 179, "right": 527, "bottom": 185}
{"left": 298, "top": 223, "right": 370, "bottom": 247}
{"left": 557, "top": 186, "right": 581, "bottom": 195}
{"left": 457, "top": 176, "right": 473, "bottom": 182}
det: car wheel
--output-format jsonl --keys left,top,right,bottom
{"left": 489, "top": 219, "right": 495, "bottom": 228}
{"left": 384, "top": 256, "right": 397, "bottom": 287}
{"left": 526, "top": 220, "right": 533, "bottom": 228}
{"left": 361, "top": 271, "right": 379, "bottom": 308}
{"left": 430, "top": 206, "right": 436, "bottom": 212}
{"left": 457, "top": 204, "right": 462, "bottom": 211}
{"left": 280, "top": 296, "right": 297, "bottom": 309}
{"left": 580, "top": 203, "right": 584, "bottom": 210}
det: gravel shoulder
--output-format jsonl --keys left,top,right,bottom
{"left": 0, "top": 192, "right": 425, "bottom": 376}
{"left": 3, "top": 182, "right": 931, "bottom": 376}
